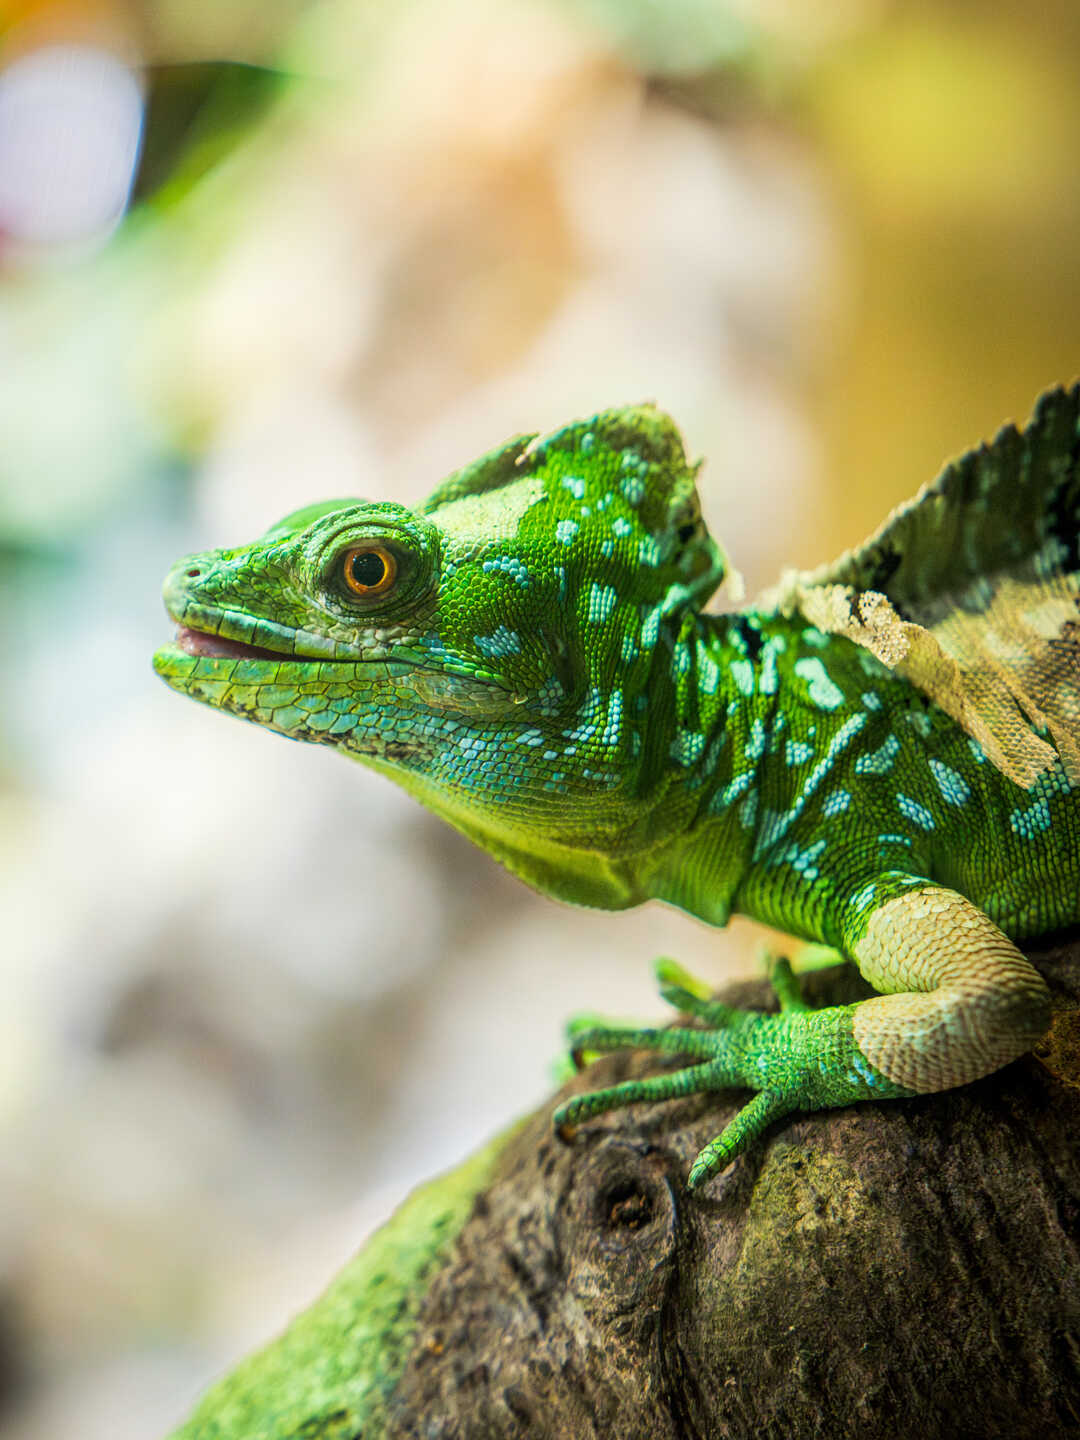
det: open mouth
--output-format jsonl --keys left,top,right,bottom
{"left": 173, "top": 625, "right": 287, "bottom": 661}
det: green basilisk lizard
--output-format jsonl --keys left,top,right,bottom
{"left": 154, "top": 385, "right": 1080, "bottom": 1188}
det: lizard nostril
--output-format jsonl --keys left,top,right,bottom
{"left": 186, "top": 567, "right": 201, "bottom": 578}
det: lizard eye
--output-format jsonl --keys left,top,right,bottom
{"left": 342, "top": 543, "right": 398, "bottom": 598}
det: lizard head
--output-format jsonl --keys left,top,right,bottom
{"left": 154, "top": 406, "right": 728, "bottom": 894}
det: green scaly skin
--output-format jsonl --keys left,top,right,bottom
{"left": 155, "top": 390, "right": 1080, "bottom": 1188}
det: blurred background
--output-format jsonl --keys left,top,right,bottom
{"left": 1, "top": 0, "right": 1078, "bottom": 1433}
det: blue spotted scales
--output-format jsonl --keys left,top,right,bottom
{"left": 155, "top": 385, "right": 1080, "bottom": 1188}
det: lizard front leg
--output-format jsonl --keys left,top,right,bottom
{"left": 844, "top": 886, "right": 1052, "bottom": 1093}
{"left": 555, "top": 886, "right": 1052, "bottom": 1189}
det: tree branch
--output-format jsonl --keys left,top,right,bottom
{"left": 171, "top": 938, "right": 1080, "bottom": 1440}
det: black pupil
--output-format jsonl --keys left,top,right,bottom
{"left": 349, "top": 550, "right": 387, "bottom": 589}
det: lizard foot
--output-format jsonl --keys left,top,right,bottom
{"left": 554, "top": 957, "right": 908, "bottom": 1190}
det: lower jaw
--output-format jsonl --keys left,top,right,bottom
{"left": 153, "top": 644, "right": 300, "bottom": 678}
{"left": 151, "top": 652, "right": 364, "bottom": 738}
{"left": 152, "top": 640, "right": 369, "bottom": 674}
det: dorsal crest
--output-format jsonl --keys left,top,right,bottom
{"left": 766, "top": 383, "right": 1080, "bottom": 788}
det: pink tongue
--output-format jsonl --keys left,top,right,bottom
{"left": 175, "top": 625, "right": 275, "bottom": 660}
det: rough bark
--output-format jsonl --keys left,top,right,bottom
{"left": 386, "top": 942, "right": 1080, "bottom": 1440}
{"left": 174, "top": 941, "right": 1080, "bottom": 1440}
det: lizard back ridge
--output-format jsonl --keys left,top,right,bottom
{"left": 765, "top": 384, "right": 1080, "bottom": 788}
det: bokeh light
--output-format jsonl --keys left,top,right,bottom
{"left": 0, "top": 44, "right": 142, "bottom": 256}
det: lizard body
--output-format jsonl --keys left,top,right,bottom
{"left": 155, "top": 386, "right": 1080, "bottom": 1186}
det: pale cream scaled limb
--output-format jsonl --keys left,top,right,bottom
{"left": 852, "top": 888, "right": 1053, "bottom": 1093}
